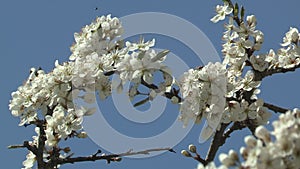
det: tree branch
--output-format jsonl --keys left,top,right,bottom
{"left": 23, "top": 141, "right": 38, "bottom": 155}
{"left": 140, "top": 77, "right": 182, "bottom": 102}
{"left": 223, "top": 121, "right": 246, "bottom": 139}
{"left": 57, "top": 147, "right": 174, "bottom": 165}
{"left": 35, "top": 120, "right": 47, "bottom": 168}
{"left": 254, "top": 64, "right": 300, "bottom": 81}
{"left": 263, "top": 102, "right": 289, "bottom": 114}
{"left": 205, "top": 122, "right": 246, "bottom": 164}
{"left": 10, "top": 140, "right": 174, "bottom": 167}
{"left": 205, "top": 123, "right": 229, "bottom": 163}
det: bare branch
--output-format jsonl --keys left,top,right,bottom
{"left": 140, "top": 77, "right": 182, "bottom": 102}
{"left": 264, "top": 102, "right": 289, "bottom": 114}
{"left": 35, "top": 120, "right": 47, "bottom": 169}
{"left": 24, "top": 141, "right": 38, "bottom": 155}
{"left": 205, "top": 123, "right": 229, "bottom": 163}
{"left": 56, "top": 147, "right": 174, "bottom": 165}
{"left": 8, "top": 144, "right": 26, "bottom": 149}
{"left": 223, "top": 121, "right": 246, "bottom": 139}
{"left": 204, "top": 122, "right": 246, "bottom": 164}
{"left": 10, "top": 139, "right": 174, "bottom": 167}
{"left": 193, "top": 154, "right": 207, "bottom": 165}
{"left": 254, "top": 64, "right": 300, "bottom": 81}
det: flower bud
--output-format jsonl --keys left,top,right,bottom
{"left": 181, "top": 150, "right": 192, "bottom": 157}
{"left": 239, "top": 147, "right": 248, "bottom": 160}
{"left": 255, "top": 126, "right": 270, "bottom": 143}
{"left": 63, "top": 147, "right": 71, "bottom": 153}
{"left": 246, "top": 15, "right": 257, "bottom": 27}
{"left": 219, "top": 153, "right": 235, "bottom": 167}
{"left": 228, "top": 149, "right": 238, "bottom": 161}
{"left": 112, "top": 157, "right": 122, "bottom": 162}
{"left": 77, "top": 132, "right": 88, "bottom": 138}
{"left": 171, "top": 96, "right": 179, "bottom": 104}
{"left": 188, "top": 144, "right": 197, "bottom": 153}
{"left": 254, "top": 30, "right": 264, "bottom": 44}
{"left": 290, "top": 27, "right": 299, "bottom": 42}
{"left": 244, "top": 135, "right": 257, "bottom": 148}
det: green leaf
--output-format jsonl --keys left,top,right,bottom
{"left": 137, "top": 51, "right": 146, "bottom": 60}
{"left": 234, "top": 3, "right": 239, "bottom": 16}
{"left": 241, "top": 6, "right": 245, "bottom": 21}
{"left": 151, "top": 50, "right": 169, "bottom": 62}
{"left": 134, "top": 97, "right": 150, "bottom": 107}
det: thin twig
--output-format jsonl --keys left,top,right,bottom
{"left": 140, "top": 77, "right": 182, "bottom": 102}
{"left": 57, "top": 147, "right": 174, "bottom": 165}
{"left": 254, "top": 64, "right": 300, "bottom": 81}
{"left": 193, "top": 154, "right": 207, "bottom": 165}
{"left": 10, "top": 140, "right": 174, "bottom": 167}
{"left": 8, "top": 144, "right": 26, "bottom": 149}
{"left": 223, "top": 121, "right": 246, "bottom": 139}
{"left": 263, "top": 102, "right": 289, "bottom": 114}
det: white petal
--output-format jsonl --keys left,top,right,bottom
{"left": 199, "top": 121, "right": 214, "bottom": 143}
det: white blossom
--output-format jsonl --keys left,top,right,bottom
{"left": 250, "top": 54, "right": 269, "bottom": 72}
{"left": 22, "top": 151, "right": 36, "bottom": 169}
{"left": 70, "top": 14, "right": 123, "bottom": 60}
{"left": 178, "top": 62, "right": 227, "bottom": 142}
{"left": 211, "top": 2, "right": 233, "bottom": 23}
{"left": 281, "top": 27, "right": 299, "bottom": 46}
{"left": 196, "top": 108, "right": 300, "bottom": 169}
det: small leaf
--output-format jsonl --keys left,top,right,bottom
{"left": 63, "top": 147, "right": 71, "bottom": 153}
{"left": 137, "top": 51, "right": 146, "bottom": 60}
{"left": 241, "top": 6, "right": 245, "bottom": 21}
{"left": 151, "top": 50, "right": 169, "bottom": 62}
{"left": 134, "top": 97, "right": 150, "bottom": 107}
{"left": 234, "top": 3, "right": 239, "bottom": 16}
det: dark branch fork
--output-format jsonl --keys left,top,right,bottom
{"left": 192, "top": 122, "right": 246, "bottom": 165}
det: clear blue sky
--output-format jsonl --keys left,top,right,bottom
{"left": 1, "top": 1, "right": 300, "bottom": 169}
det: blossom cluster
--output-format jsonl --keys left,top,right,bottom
{"left": 8, "top": 1, "right": 300, "bottom": 168}
{"left": 191, "top": 1, "right": 300, "bottom": 169}
{"left": 178, "top": 0, "right": 300, "bottom": 146}
{"left": 197, "top": 108, "right": 300, "bottom": 169}
{"left": 177, "top": 2, "right": 270, "bottom": 142}
{"left": 178, "top": 62, "right": 226, "bottom": 142}
{"left": 9, "top": 14, "right": 174, "bottom": 168}
{"left": 69, "top": 14, "right": 124, "bottom": 61}
{"left": 9, "top": 62, "right": 74, "bottom": 127}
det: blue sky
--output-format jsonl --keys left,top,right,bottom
{"left": 1, "top": 0, "right": 300, "bottom": 169}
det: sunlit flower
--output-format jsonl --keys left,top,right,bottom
{"left": 22, "top": 151, "right": 36, "bottom": 169}
{"left": 211, "top": 2, "right": 233, "bottom": 23}
{"left": 281, "top": 27, "right": 299, "bottom": 46}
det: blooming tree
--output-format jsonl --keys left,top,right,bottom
{"left": 8, "top": 0, "right": 300, "bottom": 169}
